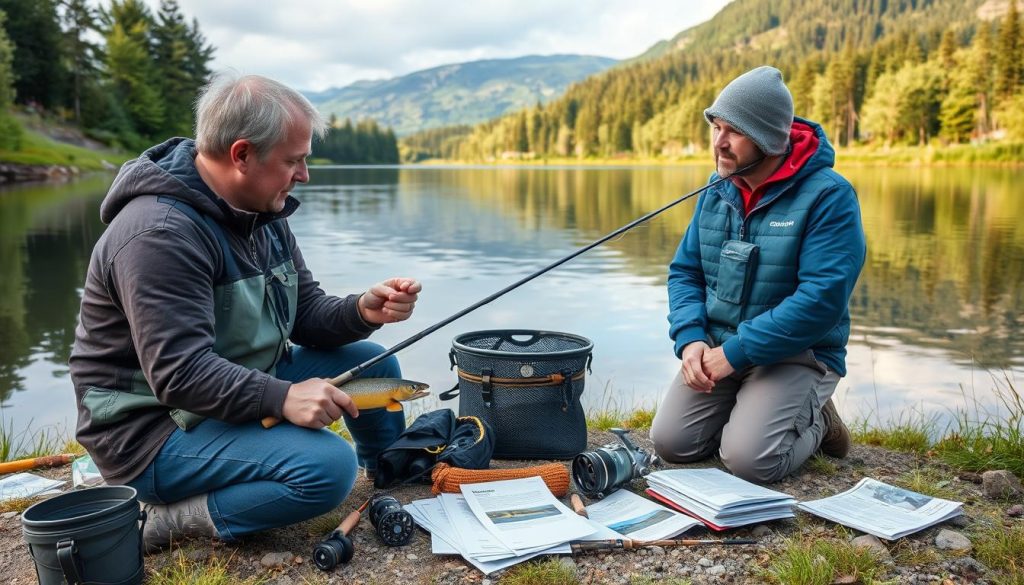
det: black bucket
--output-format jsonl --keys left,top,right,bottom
{"left": 443, "top": 329, "right": 593, "bottom": 459}
{"left": 22, "top": 486, "right": 145, "bottom": 585}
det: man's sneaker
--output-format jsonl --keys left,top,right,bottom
{"left": 141, "top": 493, "right": 219, "bottom": 553}
{"left": 819, "top": 398, "right": 851, "bottom": 458}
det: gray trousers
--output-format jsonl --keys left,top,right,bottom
{"left": 649, "top": 350, "right": 841, "bottom": 483}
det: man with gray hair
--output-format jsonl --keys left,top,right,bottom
{"left": 650, "top": 66, "right": 866, "bottom": 483}
{"left": 70, "top": 73, "right": 420, "bottom": 550}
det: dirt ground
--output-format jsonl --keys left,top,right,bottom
{"left": 0, "top": 430, "right": 1016, "bottom": 584}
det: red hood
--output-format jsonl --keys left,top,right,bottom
{"left": 732, "top": 121, "right": 820, "bottom": 215}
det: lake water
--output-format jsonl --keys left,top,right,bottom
{"left": 1, "top": 164, "right": 1022, "bottom": 441}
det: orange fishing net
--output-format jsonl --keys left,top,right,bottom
{"left": 430, "top": 462, "right": 570, "bottom": 497}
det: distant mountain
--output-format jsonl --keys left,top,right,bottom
{"left": 305, "top": 54, "right": 616, "bottom": 136}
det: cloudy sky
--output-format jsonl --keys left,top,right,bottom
{"left": 143, "top": 1, "right": 732, "bottom": 92}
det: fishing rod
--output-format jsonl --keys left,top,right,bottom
{"left": 0, "top": 453, "right": 76, "bottom": 475}
{"left": 569, "top": 538, "right": 758, "bottom": 554}
{"left": 262, "top": 161, "right": 758, "bottom": 428}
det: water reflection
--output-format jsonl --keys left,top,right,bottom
{"left": 0, "top": 165, "right": 1021, "bottom": 438}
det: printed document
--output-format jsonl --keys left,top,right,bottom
{"left": 460, "top": 476, "right": 597, "bottom": 554}
{"left": 645, "top": 468, "right": 795, "bottom": 528}
{"left": 0, "top": 473, "right": 64, "bottom": 501}
{"left": 798, "top": 478, "right": 963, "bottom": 540}
{"left": 584, "top": 489, "right": 701, "bottom": 540}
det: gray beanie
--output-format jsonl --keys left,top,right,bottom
{"left": 704, "top": 66, "right": 794, "bottom": 156}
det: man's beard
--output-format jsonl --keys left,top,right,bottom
{"left": 715, "top": 149, "right": 739, "bottom": 177}
{"left": 715, "top": 150, "right": 763, "bottom": 178}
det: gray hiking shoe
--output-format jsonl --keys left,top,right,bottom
{"left": 819, "top": 398, "right": 851, "bottom": 458}
{"left": 141, "top": 493, "right": 219, "bottom": 553}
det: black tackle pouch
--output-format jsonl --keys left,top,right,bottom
{"left": 716, "top": 239, "right": 760, "bottom": 304}
{"left": 440, "top": 330, "right": 593, "bottom": 459}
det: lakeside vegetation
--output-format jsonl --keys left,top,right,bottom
{"left": 4, "top": 375, "right": 1019, "bottom": 477}
{"left": 1, "top": 376, "right": 1020, "bottom": 583}
{"left": 0, "top": 1, "right": 398, "bottom": 171}
{"left": 0, "top": 120, "right": 129, "bottom": 170}
{"left": 402, "top": 0, "right": 1024, "bottom": 163}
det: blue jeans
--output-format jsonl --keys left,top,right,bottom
{"left": 126, "top": 341, "right": 406, "bottom": 540}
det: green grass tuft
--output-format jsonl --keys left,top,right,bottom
{"left": 502, "top": 558, "right": 578, "bottom": 585}
{"left": 895, "top": 468, "right": 960, "bottom": 500}
{"left": 974, "top": 523, "right": 1024, "bottom": 584}
{"left": 889, "top": 540, "right": 941, "bottom": 567}
{"left": 623, "top": 407, "right": 656, "bottom": 430}
{"left": 850, "top": 413, "right": 933, "bottom": 454}
{"left": 804, "top": 454, "right": 838, "bottom": 476}
{"left": 0, "top": 418, "right": 74, "bottom": 462}
{"left": 586, "top": 410, "right": 622, "bottom": 431}
{"left": 932, "top": 376, "right": 1024, "bottom": 478}
{"left": 0, "top": 496, "right": 44, "bottom": 514}
{"left": 148, "top": 550, "right": 266, "bottom": 585}
{"left": 764, "top": 534, "right": 888, "bottom": 585}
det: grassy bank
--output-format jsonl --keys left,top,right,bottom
{"left": 0, "top": 126, "right": 129, "bottom": 171}
{"left": 3, "top": 377, "right": 1020, "bottom": 475}
{"left": 414, "top": 141, "right": 1024, "bottom": 167}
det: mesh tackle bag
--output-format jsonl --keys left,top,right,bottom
{"left": 440, "top": 329, "right": 592, "bottom": 459}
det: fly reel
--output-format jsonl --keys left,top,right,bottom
{"left": 368, "top": 493, "right": 415, "bottom": 546}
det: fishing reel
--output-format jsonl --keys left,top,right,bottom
{"left": 368, "top": 493, "right": 415, "bottom": 547}
{"left": 313, "top": 509, "right": 359, "bottom": 571}
{"left": 312, "top": 493, "right": 415, "bottom": 572}
{"left": 572, "top": 428, "right": 658, "bottom": 498}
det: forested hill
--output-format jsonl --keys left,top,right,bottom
{"left": 307, "top": 55, "right": 616, "bottom": 136}
{"left": 440, "top": 0, "right": 1023, "bottom": 161}
{"left": 632, "top": 0, "right": 985, "bottom": 63}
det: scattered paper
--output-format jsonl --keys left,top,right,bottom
{"left": 0, "top": 473, "right": 65, "bottom": 501}
{"left": 406, "top": 496, "right": 568, "bottom": 574}
{"left": 460, "top": 476, "right": 597, "bottom": 555}
{"left": 584, "top": 488, "right": 701, "bottom": 540}
{"left": 645, "top": 468, "right": 795, "bottom": 529}
{"left": 798, "top": 478, "right": 963, "bottom": 540}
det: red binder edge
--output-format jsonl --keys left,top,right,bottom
{"left": 645, "top": 488, "right": 729, "bottom": 531}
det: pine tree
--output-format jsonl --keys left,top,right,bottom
{"left": 790, "top": 58, "right": 821, "bottom": 118}
{"left": 58, "top": 0, "right": 102, "bottom": 122}
{"left": 996, "top": 0, "right": 1023, "bottom": 97}
{"left": 0, "top": 0, "right": 65, "bottom": 108}
{"left": 938, "top": 29, "right": 958, "bottom": 69}
{"left": 969, "top": 24, "right": 994, "bottom": 137}
{"left": 940, "top": 82, "right": 977, "bottom": 143}
{"left": 103, "top": 0, "right": 164, "bottom": 138}
{"left": 152, "top": 0, "right": 195, "bottom": 136}
{"left": 0, "top": 8, "right": 22, "bottom": 150}
{"left": 516, "top": 111, "right": 529, "bottom": 153}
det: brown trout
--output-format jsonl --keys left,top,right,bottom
{"left": 340, "top": 378, "right": 430, "bottom": 412}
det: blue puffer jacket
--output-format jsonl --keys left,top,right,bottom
{"left": 667, "top": 117, "right": 866, "bottom": 376}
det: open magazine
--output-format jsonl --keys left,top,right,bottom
{"left": 798, "top": 478, "right": 963, "bottom": 540}
{"left": 584, "top": 488, "right": 701, "bottom": 540}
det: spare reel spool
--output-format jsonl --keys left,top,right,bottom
{"left": 368, "top": 493, "right": 415, "bottom": 546}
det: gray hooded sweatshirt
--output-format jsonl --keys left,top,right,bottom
{"left": 70, "top": 138, "right": 377, "bottom": 484}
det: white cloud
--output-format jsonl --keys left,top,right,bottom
{"left": 136, "top": 0, "right": 731, "bottom": 91}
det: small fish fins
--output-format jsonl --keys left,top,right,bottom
{"left": 385, "top": 401, "right": 404, "bottom": 412}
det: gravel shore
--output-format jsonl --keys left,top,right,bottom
{"left": 1, "top": 429, "right": 1018, "bottom": 584}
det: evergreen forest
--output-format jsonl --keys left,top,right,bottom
{"left": 421, "top": 0, "right": 1024, "bottom": 162}
{"left": 0, "top": 0, "right": 395, "bottom": 164}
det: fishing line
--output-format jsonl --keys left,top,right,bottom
{"left": 262, "top": 159, "right": 761, "bottom": 427}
